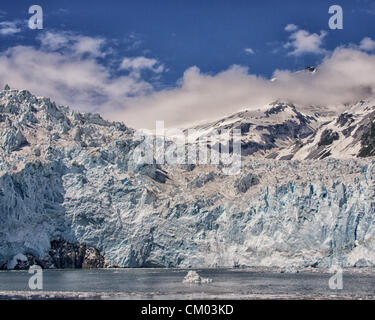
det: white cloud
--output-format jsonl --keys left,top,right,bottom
{"left": 1, "top": 30, "right": 375, "bottom": 131}
{"left": 38, "top": 31, "right": 107, "bottom": 58}
{"left": 120, "top": 57, "right": 164, "bottom": 73}
{"left": 116, "top": 47, "right": 375, "bottom": 128}
{"left": 38, "top": 32, "right": 71, "bottom": 50}
{"left": 123, "top": 33, "right": 145, "bottom": 52}
{"left": 72, "top": 36, "right": 106, "bottom": 57}
{"left": 359, "top": 37, "right": 375, "bottom": 52}
{"left": 285, "top": 24, "right": 298, "bottom": 32}
{"left": 0, "top": 32, "right": 154, "bottom": 116}
{"left": 0, "top": 21, "right": 22, "bottom": 36}
{"left": 244, "top": 48, "right": 255, "bottom": 55}
{"left": 284, "top": 25, "right": 327, "bottom": 56}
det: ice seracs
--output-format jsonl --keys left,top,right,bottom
{"left": 0, "top": 87, "right": 375, "bottom": 269}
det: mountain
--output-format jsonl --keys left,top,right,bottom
{"left": 186, "top": 99, "right": 375, "bottom": 161}
{"left": 185, "top": 101, "right": 319, "bottom": 158}
{"left": 283, "top": 99, "right": 375, "bottom": 160}
{"left": 1, "top": 86, "right": 375, "bottom": 269}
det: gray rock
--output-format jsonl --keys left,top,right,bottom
{"left": 1, "top": 240, "right": 105, "bottom": 270}
{"left": 236, "top": 173, "right": 259, "bottom": 193}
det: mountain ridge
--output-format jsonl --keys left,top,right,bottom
{"left": 186, "top": 98, "right": 375, "bottom": 161}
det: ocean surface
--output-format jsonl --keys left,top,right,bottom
{"left": 0, "top": 268, "right": 374, "bottom": 299}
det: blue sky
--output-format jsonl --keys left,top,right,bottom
{"left": 1, "top": 0, "right": 375, "bottom": 128}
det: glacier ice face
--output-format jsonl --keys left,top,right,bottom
{"left": 1, "top": 88, "right": 375, "bottom": 269}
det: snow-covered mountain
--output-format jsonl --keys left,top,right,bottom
{"left": 284, "top": 99, "right": 375, "bottom": 160}
{"left": 186, "top": 99, "right": 375, "bottom": 161}
{"left": 1, "top": 86, "right": 375, "bottom": 269}
{"left": 185, "top": 101, "right": 319, "bottom": 158}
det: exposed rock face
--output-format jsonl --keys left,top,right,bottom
{"left": 0, "top": 253, "right": 28, "bottom": 270}
{"left": 318, "top": 129, "right": 340, "bottom": 147}
{"left": 359, "top": 121, "right": 375, "bottom": 157}
{"left": 49, "top": 239, "right": 105, "bottom": 269}
{"left": 1, "top": 88, "right": 375, "bottom": 269}
{"left": 0, "top": 253, "right": 52, "bottom": 270}
{"left": 0, "top": 240, "right": 105, "bottom": 270}
{"left": 236, "top": 173, "right": 260, "bottom": 193}
{"left": 282, "top": 100, "right": 375, "bottom": 160}
{"left": 187, "top": 98, "right": 375, "bottom": 161}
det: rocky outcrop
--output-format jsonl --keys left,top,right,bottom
{"left": 359, "top": 121, "right": 375, "bottom": 157}
{"left": 235, "top": 173, "right": 259, "bottom": 193}
{"left": 318, "top": 129, "right": 340, "bottom": 147}
{"left": 48, "top": 239, "right": 105, "bottom": 269}
{"left": 0, "top": 240, "right": 105, "bottom": 270}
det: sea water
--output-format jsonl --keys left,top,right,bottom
{"left": 0, "top": 268, "right": 374, "bottom": 299}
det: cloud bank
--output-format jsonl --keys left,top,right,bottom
{"left": 244, "top": 48, "right": 255, "bottom": 55}
{"left": 1, "top": 30, "right": 375, "bottom": 129}
{"left": 118, "top": 47, "right": 375, "bottom": 128}
{"left": 0, "top": 21, "right": 22, "bottom": 36}
{"left": 359, "top": 37, "right": 375, "bottom": 52}
{"left": 120, "top": 56, "right": 164, "bottom": 78}
{"left": 0, "top": 32, "right": 154, "bottom": 116}
{"left": 284, "top": 25, "right": 327, "bottom": 56}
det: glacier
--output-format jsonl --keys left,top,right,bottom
{"left": 1, "top": 87, "right": 375, "bottom": 269}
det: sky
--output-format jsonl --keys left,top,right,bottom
{"left": 0, "top": 0, "right": 375, "bottom": 128}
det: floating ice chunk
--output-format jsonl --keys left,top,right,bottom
{"left": 182, "top": 271, "right": 212, "bottom": 284}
